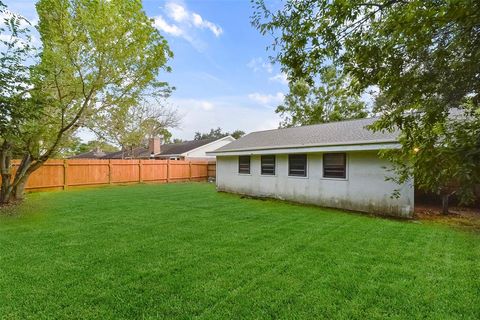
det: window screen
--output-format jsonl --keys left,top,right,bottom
{"left": 261, "top": 155, "right": 275, "bottom": 175}
{"left": 323, "top": 153, "right": 346, "bottom": 179}
{"left": 238, "top": 156, "right": 251, "bottom": 174}
{"left": 288, "top": 154, "right": 307, "bottom": 177}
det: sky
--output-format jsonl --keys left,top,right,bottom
{"left": 5, "top": 0, "right": 287, "bottom": 141}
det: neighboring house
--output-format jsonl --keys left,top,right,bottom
{"left": 71, "top": 136, "right": 235, "bottom": 161}
{"left": 151, "top": 136, "right": 235, "bottom": 160}
{"left": 70, "top": 147, "right": 107, "bottom": 159}
{"left": 208, "top": 118, "right": 414, "bottom": 217}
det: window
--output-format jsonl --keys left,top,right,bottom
{"left": 238, "top": 156, "right": 251, "bottom": 174}
{"left": 288, "top": 154, "right": 307, "bottom": 177}
{"left": 261, "top": 155, "right": 275, "bottom": 175}
{"left": 323, "top": 153, "right": 346, "bottom": 179}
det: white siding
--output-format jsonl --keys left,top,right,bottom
{"left": 216, "top": 151, "right": 414, "bottom": 217}
{"left": 184, "top": 137, "right": 235, "bottom": 160}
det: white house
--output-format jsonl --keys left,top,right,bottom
{"left": 72, "top": 136, "right": 235, "bottom": 161}
{"left": 152, "top": 136, "right": 236, "bottom": 160}
{"left": 208, "top": 118, "right": 414, "bottom": 217}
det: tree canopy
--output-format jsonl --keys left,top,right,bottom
{"left": 0, "top": 0, "right": 173, "bottom": 203}
{"left": 91, "top": 103, "right": 180, "bottom": 151}
{"left": 194, "top": 128, "right": 245, "bottom": 140}
{"left": 58, "top": 137, "right": 119, "bottom": 157}
{"left": 276, "top": 66, "right": 367, "bottom": 127}
{"left": 253, "top": 0, "right": 480, "bottom": 205}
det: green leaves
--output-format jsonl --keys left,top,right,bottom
{"left": 29, "top": 0, "right": 173, "bottom": 158}
{"left": 276, "top": 66, "right": 367, "bottom": 127}
{"left": 194, "top": 128, "right": 245, "bottom": 141}
{"left": 91, "top": 102, "right": 180, "bottom": 151}
{"left": 0, "top": 2, "right": 37, "bottom": 148}
{"left": 1, "top": 0, "right": 175, "bottom": 200}
{"left": 253, "top": 0, "right": 480, "bottom": 204}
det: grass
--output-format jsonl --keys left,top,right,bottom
{"left": 0, "top": 183, "right": 479, "bottom": 319}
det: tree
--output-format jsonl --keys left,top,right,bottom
{"left": 0, "top": 2, "right": 38, "bottom": 203}
{"left": 78, "top": 140, "right": 118, "bottom": 154}
{"left": 0, "top": 0, "right": 173, "bottom": 204}
{"left": 194, "top": 127, "right": 224, "bottom": 140}
{"left": 378, "top": 106, "right": 480, "bottom": 214}
{"left": 276, "top": 67, "right": 367, "bottom": 127}
{"left": 58, "top": 137, "right": 119, "bottom": 157}
{"left": 194, "top": 128, "right": 245, "bottom": 140}
{"left": 91, "top": 102, "right": 181, "bottom": 154}
{"left": 253, "top": 0, "right": 480, "bottom": 208}
{"left": 230, "top": 130, "right": 245, "bottom": 139}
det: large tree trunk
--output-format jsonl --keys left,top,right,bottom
{"left": 10, "top": 154, "right": 35, "bottom": 202}
{"left": 0, "top": 151, "right": 41, "bottom": 205}
{"left": 0, "top": 173, "right": 13, "bottom": 204}
{"left": 0, "top": 179, "right": 13, "bottom": 204}
{"left": 0, "top": 141, "right": 13, "bottom": 204}
{"left": 442, "top": 194, "right": 450, "bottom": 215}
{"left": 12, "top": 177, "right": 29, "bottom": 201}
{"left": 440, "top": 186, "right": 457, "bottom": 215}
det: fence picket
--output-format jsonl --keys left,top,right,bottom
{"left": 4, "top": 159, "right": 215, "bottom": 192}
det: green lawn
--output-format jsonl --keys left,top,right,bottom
{"left": 0, "top": 183, "right": 479, "bottom": 319}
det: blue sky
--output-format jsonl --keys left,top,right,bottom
{"left": 6, "top": 0, "right": 286, "bottom": 141}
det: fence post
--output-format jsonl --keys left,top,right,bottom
{"left": 166, "top": 159, "right": 170, "bottom": 183}
{"left": 108, "top": 159, "right": 112, "bottom": 184}
{"left": 63, "top": 160, "right": 68, "bottom": 190}
{"left": 139, "top": 159, "right": 143, "bottom": 183}
{"left": 189, "top": 161, "right": 192, "bottom": 181}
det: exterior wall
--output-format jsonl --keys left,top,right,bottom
{"left": 216, "top": 151, "right": 414, "bottom": 217}
{"left": 184, "top": 137, "right": 235, "bottom": 160}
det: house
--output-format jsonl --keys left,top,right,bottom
{"left": 154, "top": 136, "right": 236, "bottom": 160}
{"left": 71, "top": 136, "right": 235, "bottom": 160}
{"left": 208, "top": 118, "right": 414, "bottom": 217}
{"left": 70, "top": 147, "right": 107, "bottom": 159}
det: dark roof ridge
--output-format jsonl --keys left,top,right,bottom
{"left": 163, "top": 137, "right": 218, "bottom": 147}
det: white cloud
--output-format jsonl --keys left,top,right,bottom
{"left": 248, "top": 92, "right": 284, "bottom": 106}
{"left": 191, "top": 13, "right": 223, "bottom": 37}
{"left": 165, "top": 2, "right": 189, "bottom": 23}
{"left": 269, "top": 73, "right": 288, "bottom": 85}
{"left": 153, "top": 1, "right": 223, "bottom": 45}
{"left": 194, "top": 100, "right": 215, "bottom": 111}
{"left": 153, "top": 16, "right": 183, "bottom": 37}
{"left": 192, "top": 13, "right": 203, "bottom": 26}
{"left": 247, "top": 57, "right": 273, "bottom": 74}
{"left": 169, "top": 96, "right": 281, "bottom": 140}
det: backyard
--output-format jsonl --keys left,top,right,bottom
{"left": 1, "top": 183, "right": 479, "bottom": 319}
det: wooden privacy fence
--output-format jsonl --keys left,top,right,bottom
{"left": 207, "top": 162, "right": 216, "bottom": 179}
{"left": 9, "top": 159, "right": 216, "bottom": 192}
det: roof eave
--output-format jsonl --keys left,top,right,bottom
{"left": 207, "top": 141, "right": 400, "bottom": 156}
{"left": 180, "top": 135, "right": 235, "bottom": 156}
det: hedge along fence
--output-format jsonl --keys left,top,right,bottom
{"left": 8, "top": 159, "right": 216, "bottom": 192}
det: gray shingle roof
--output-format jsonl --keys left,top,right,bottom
{"left": 69, "top": 149, "right": 108, "bottom": 159}
{"left": 214, "top": 117, "right": 399, "bottom": 153}
{"left": 103, "top": 147, "right": 149, "bottom": 159}
{"left": 158, "top": 138, "right": 218, "bottom": 155}
{"left": 74, "top": 139, "right": 219, "bottom": 159}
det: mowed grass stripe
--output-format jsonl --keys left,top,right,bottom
{"left": 0, "top": 183, "right": 479, "bottom": 319}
